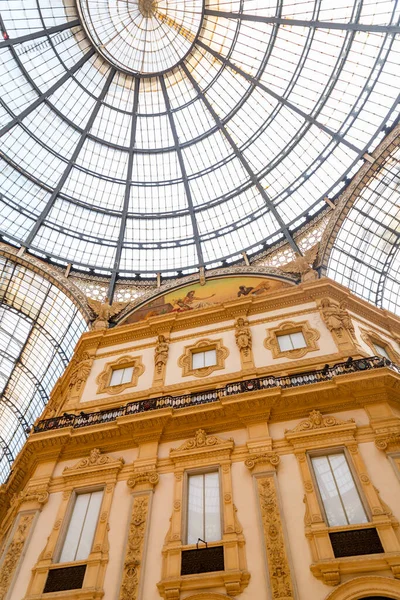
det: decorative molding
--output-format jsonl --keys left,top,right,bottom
{"left": 324, "top": 574, "right": 400, "bottom": 600}
{"left": 375, "top": 432, "right": 400, "bottom": 451}
{"left": 264, "top": 320, "right": 320, "bottom": 359}
{"left": 172, "top": 429, "right": 233, "bottom": 453}
{"left": 119, "top": 494, "right": 150, "bottom": 600}
{"left": 256, "top": 475, "right": 295, "bottom": 599}
{"left": 63, "top": 448, "right": 124, "bottom": 479}
{"left": 285, "top": 410, "right": 355, "bottom": 434}
{"left": 245, "top": 452, "right": 280, "bottom": 471}
{"left": 96, "top": 355, "right": 145, "bottom": 395}
{"left": 0, "top": 513, "right": 35, "bottom": 600}
{"left": 178, "top": 339, "right": 229, "bottom": 378}
{"left": 127, "top": 469, "right": 159, "bottom": 489}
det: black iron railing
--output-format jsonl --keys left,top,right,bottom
{"left": 33, "top": 357, "right": 399, "bottom": 434}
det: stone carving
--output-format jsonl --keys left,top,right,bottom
{"left": 12, "top": 486, "right": 49, "bottom": 509}
{"left": 172, "top": 429, "right": 232, "bottom": 452}
{"left": 87, "top": 299, "right": 129, "bottom": 330}
{"left": 319, "top": 297, "right": 355, "bottom": 339}
{"left": 375, "top": 433, "right": 400, "bottom": 451}
{"left": 280, "top": 244, "right": 319, "bottom": 282}
{"left": 0, "top": 513, "right": 35, "bottom": 600}
{"left": 235, "top": 317, "right": 252, "bottom": 357}
{"left": 68, "top": 350, "right": 93, "bottom": 393}
{"left": 119, "top": 495, "right": 149, "bottom": 600}
{"left": 285, "top": 410, "right": 354, "bottom": 434}
{"left": 127, "top": 470, "right": 159, "bottom": 489}
{"left": 257, "top": 476, "right": 295, "bottom": 598}
{"left": 64, "top": 448, "right": 124, "bottom": 472}
{"left": 245, "top": 452, "right": 280, "bottom": 471}
{"left": 154, "top": 334, "right": 169, "bottom": 375}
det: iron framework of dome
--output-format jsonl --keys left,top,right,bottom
{"left": 0, "top": 0, "right": 400, "bottom": 300}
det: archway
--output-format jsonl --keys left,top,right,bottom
{"left": 325, "top": 577, "right": 400, "bottom": 600}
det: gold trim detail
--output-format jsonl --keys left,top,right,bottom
{"left": 64, "top": 448, "right": 125, "bottom": 474}
{"left": 119, "top": 494, "right": 150, "bottom": 600}
{"left": 256, "top": 475, "right": 295, "bottom": 598}
{"left": 96, "top": 355, "right": 145, "bottom": 395}
{"left": 264, "top": 320, "right": 320, "bottom": 359}
{"left": 0, "top": 513, "right": 35, "bottom": 600}
{"left": 178, "top": 339, "right": 229, "bottom": 378}
{"left": 173, "top": 429, "right": 232, "bottom": 452}
{"left": 245, "top": 452, "right": 280, "bottom": 471}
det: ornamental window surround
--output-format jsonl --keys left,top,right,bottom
{"left": 285, "top": 410, "right": 400, "bottom": 586}
{"left": 178, "top": 339, "right": 229, "bottom": 378}
{"left": 96, "top": 355, "right": 145, "bottom": 395}
{"left": 264, "top": 320, "right": 320, "bottom": 360}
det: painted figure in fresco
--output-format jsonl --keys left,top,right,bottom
{"left": 181, "top": 290, "right": 216, "bottom": 310}
{"left": 237, "top": 281, "right": 270, "bottom": 297}
{"left": 238, "top": 285, "right": 254, "bottom": 297}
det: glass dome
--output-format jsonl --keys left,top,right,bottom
{"left": 0, "top": 0, "right": 399, "bottom": 279}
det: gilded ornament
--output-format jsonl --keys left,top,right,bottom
{"left": 154, "top": 334, "right": 169, "bottom": 375}
{"left": 285, "top": 410, "right": 354, "bottom": 433}
{"left": 87, "top": 298, "right": 130, "bottom": 330}
{"left": 257, "top": 476, "right": 295, "bottom": 598}
{"left": 280, "top": 243, "right": 319, "bottom": 282}
{"left": 172, "top": 429, "right": 233, "bottom": 452}
{"left": 245, "top": 452, "right": 280, "bottom": 471}
{"left": 235, "top": 317, "right": 252, "bottom": 357}
{"left": 119, "top": 495, "right": 149, "bottom": 600}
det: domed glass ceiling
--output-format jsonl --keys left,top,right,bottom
{"left": 0, "top": 0, "right": 400, "bottom": 280}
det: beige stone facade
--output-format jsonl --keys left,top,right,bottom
{"left": 1, "top": 275, "right": 400, "bottom": 600}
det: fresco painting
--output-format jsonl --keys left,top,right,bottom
{"left": 123, "top": 276, "right": 292, "bottom": 324}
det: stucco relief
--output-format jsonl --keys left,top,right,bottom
{"left": 257, "top": 476, "right": 295, "bottom": 599}
{"left": 119, "top": 494, "right": 150, "bottom": 600}
{"left": 0, "top": 513, "right": 35, "bottom": 600}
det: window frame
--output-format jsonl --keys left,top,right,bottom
{"left": 109, "top": 365, "right": 134, "bottom": 387}
{"left": 178, "top": 338, "right": 229, "bottom": 378}
{"left": 276, "top": 331, "right": 307, "bottom": 352}
{"left": 191, "top": 347, "right": 217, "bottom": 371}
{"left": 96, "top": 355, "right": 145, "bottom": 395}
{"left": 183, "top": 465, "right": 223, "bottom": 547}
{"left": 307, "top": 447, "right": 371, "bottom": 528}
{"left": 54, "top": 485, "right": 105, "bottom": 564}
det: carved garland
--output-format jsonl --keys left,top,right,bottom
{"left": 96, "top": 355, "right": 145, "bottom": 395}
{"left": 256, "top": 476, "right": 295, "bottom": 599}
{"left": 119, "top": 495, "right": 150, "bottom": 600}
{"left": 178, "top": 339, "right": 229, "bottom": 378}
{"left": 264, "top": 320, "right": 320, "bottom": 359}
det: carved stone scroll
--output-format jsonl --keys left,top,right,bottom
{"left": 0, "top": 513, "right": 35, "bottom": 600}
{"left": 256, "top": 475, "right": 295, "bottom": 600}
{"left": 119, "top": 494, "right": 150, "bottom": 600}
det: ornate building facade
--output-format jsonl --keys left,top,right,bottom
{"left": 1, "top": 273, "right": 400, "bottom": 600}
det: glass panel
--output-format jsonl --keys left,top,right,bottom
{"left": 204, "top": 349, "right": 217, "bottom": 367}
{"left": 290, "top": 332, "right": 307, "bottom": 349}
{"left": 110, "top": 368, "right": 124, "bottom": 386}
{"left": 374, "top": 344, "right": 390, "bottom": 359}
{"left": 204, "top": 472, "right": 221, "bottom": 542}
{"left": 187, "top": 474, "right": 204, "bottom": 545}
{"left": 75, "top": 490, "right": 103, "bottom": 560}
{"left": 59, "top": 493, "right": 91, "bottom": 563}
{"left": 192, "top": 352, "right": 204, "bottom": 370}
{"left": 121, "top": 367, "right": 133, "bottom": 384}
{"left": 312, "top": 456, "right": 348, "bottom": 527}
{"left": 277, "top": 334, "right": 292, "bottom": 352}
{"left": 329, "top": 454, "right": 368, "bottom": 526}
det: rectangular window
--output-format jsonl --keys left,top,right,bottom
{"left": 187, "top": 472, "right": 221, "bottom": 545}
{"left": 192, "top": 349, "right": 217, "bottom": 370}
{"left": 374, "top": 343, "right": 390, "bottom": 359}
{"left": 59, "top": 490, "right": 103, "bottom": 563}
{"left": 277, "top": 331, "right": 306, "bottom": 352}
{"left": 311, "top": 453, "right": 368, "bottom": 527}
{"left": 110, "top": 366, "right": 133, "bottom": 386}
